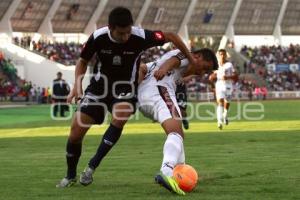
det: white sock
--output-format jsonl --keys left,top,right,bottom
{"left": 161, "top": 132, "right": 183, "bottom": 177}
{"left": 178, "top": 142, "right": 185, "bottom": 164}
{"left": 217, "top": 105, "right": 224, "bottom": 124}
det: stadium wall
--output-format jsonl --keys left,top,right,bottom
{"left": 188, "top": 91, "right": 300, "bottom": 101}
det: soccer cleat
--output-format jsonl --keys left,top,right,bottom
{"left": 56, "top": 177, "right": 77, "bottom": 188}
{"left": 224, "top": 118, "right": 229, "bottom": 125}
{"left": 80, "top": 166, "right": 94, "bottom": 186}
{"left": 218, "top": 123, "right": 223, "bottom": 130}
{"left": 182, "top": 119, "right": 189, "bottom": 130}
{"left": 155, "top": 172, "right": 185, "bottom": 195}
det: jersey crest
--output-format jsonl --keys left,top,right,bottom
{"left": 112, "top": 55, "right": 122, "bottom": 65}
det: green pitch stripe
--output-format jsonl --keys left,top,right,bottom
{"left": 0, "top": 120, "right": 299, "bottom": 139}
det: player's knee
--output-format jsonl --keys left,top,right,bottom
{"left": 162, "top": 119, "right": 184, "bottom": 139}
{"left": 111, "top": 118, "right": 127, "bottom": 128}
{"left": 68, "top": 134, "right": 82, "bottom": 143}
{"left": 69, "top": 124, "right": 85, "bottom": 143}
{"left": 217, "top": 99, "right": 224, "bottom": 105}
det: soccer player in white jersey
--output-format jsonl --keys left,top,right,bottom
{"left": 210, "top": 49, "right": 238, "bottom": 130}
{"left": 138, "top": 48, "right": 218, "bottom": 195}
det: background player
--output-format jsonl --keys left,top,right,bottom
{"left": 209, "top": 49, "right": 238, "bottom": 130}
{"left": 175, "top": 81, "right": 189, "bottom": 129}
{"left": 56, "top": 6, "right": 196, "bottom": 188}
{"left": 138, "top": 48, "right": 218, "bottom": 195}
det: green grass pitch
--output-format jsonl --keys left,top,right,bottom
{"left": 0, "top": 100, "right": 299, "bottom": 200}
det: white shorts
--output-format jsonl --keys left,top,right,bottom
{"left": 138, "top": 85, "right": 182, "bottom": 124}
{"left": 215, "top": 83, "right": 233, "bottom": 101}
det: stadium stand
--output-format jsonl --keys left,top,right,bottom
{"left": 281, "top": 0, "right": 300, "bottom": 35}
{"left": 11, "top": 0, "right": 53, "bottom": 32}
{"left": 1, "top": 0, "right": 300, "bottom": 102}
{"left": 141, "top": 0, "right": 190, "bottom": 32}
{"left": 97, "top": 0, "right": 144, "bottom": 28}
{"left": 0, "top": 51, "right": 49, "bottom": 102}
{"left": 13, "top": 36, "right": 82, "bottom": 65}
{"left": 188, "top": 0, "right": 236, "bottom": 36}
{"left": 52, "top": 0, "right": 99, "bottom": 33}
{"left": 241, "top": 44, "right": 300, "bottom": 65}
{"left": 0, "top": 0, "right": 13, "bottom": 21}
{"left": 241, "top": 44, "right": 300, "bottom": 92}
{"left": 234, "top": 0, "right": 282, "bottom": 35}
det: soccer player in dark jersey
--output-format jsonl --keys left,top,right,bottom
{"left": 175, "top": 82, "right": 189, "bottom": 129}
{"left": 56, "top": 6, "right": 196, "bottom": 188}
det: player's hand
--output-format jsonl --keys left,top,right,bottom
{"left": 154, "top": 69, "right": 168, "bottom": 80}
{"left": 67, "top": 86, "right": 82, "bottom": 104}
{"left": 209, "top": 73, "right": 217, "bottom": 82}
{"left": 66, "top": 89, "right": 75, "bottom": 104}
{"left": 176, "top": 78, "right": 184, "bottom": 85}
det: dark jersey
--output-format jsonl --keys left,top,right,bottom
{"left": 80, "top": 26, "right": 166, "bottom": 97}
{"left": 52, "top": 78, "right": 69, "bottom": 100}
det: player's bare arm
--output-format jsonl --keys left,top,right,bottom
{"left": 208, "top": 70, "right": 218, "bottom": 82}
{"left": 138, "top": 63, "right": 148, "bottom": 84}
{"left": 163, "top": 32, "right": 196, "bottom": 66}
{"left": 68, "top": 58, "right": 88, "bottom": 103}
{"left": 154, "top": 57, "right": 181, "bottom": 80}
{"left": 224, "top": 72, "right": 238, "bottom": 81}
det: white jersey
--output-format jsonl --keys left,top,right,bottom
{"left": 215, "top": 61, "right": 235, "bottom": 101}
{"left": 138, "top": 49, "right": 189, "bottom": 123}
{"left": 139, "top": 49, "right": 189, "bottom": 94}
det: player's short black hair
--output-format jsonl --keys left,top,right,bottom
{"left": 108, "top": 7, "right": 133, "bottom": 28}
{"left": 218, "top": 49, "right": 227, "bottom": 54}
{"left": 193, "top": 48, "right": 219, "bottom": 70}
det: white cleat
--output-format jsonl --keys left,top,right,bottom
{"left": 56, "top": 177, "right": 77, "bottom": 188}
{"left": 224, "top": 118, "right": 229, "bottom": 125}
{"left": 218, "top": 123, "right": 223, "bottom": 130}
{"left": 80, "top": 166, "right": 95, "bottom": 186}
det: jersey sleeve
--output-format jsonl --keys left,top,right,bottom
{"left": 226, "top": 62, "right": 235, "bottom": 73}
{"left": 80, "top": 33, "right": 96, "bottom": 61}
{"left": 145, "top": 62, "right": 153, "bottom": 71}
{"left": 143, "top": 30, "right": 166, "bottom": 49}
{"left": 172, "top": 51, "right": 189, "bottom": 68}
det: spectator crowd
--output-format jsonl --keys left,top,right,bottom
{"left": 241, "top": 44, "right": 300, "bottom": 92}
{"left": 13, "top": 36, "right": 82, "bottom": 66}
{"left": 8, "top": 37, "right": 300, "bottom": 101}
{"left": 0, "top": 51, "right": 50, "bottom": 103}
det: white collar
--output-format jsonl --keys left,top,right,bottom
{"left": 108, "top": 31, "right": 122, "bottom": 43}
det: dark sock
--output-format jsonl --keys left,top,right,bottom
{"left": 66, "top": 139, "right": 82, "bottom": 179}
{"left": 88, "top": 124, "right": 122, "bottom": 169}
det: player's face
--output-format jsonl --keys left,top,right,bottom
{"left": 110, "top": 25, "right": 132, "bottom": 43}
{"left": 217, "top": 51, "right": 227, "bottom": 63}
{"left": 193, "top": 54, "right": 213, "bottom": 75}
{"left": 57, "top": 73, "right": 62, "bottom": 79}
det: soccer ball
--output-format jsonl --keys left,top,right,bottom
{"left": 173, "top": 164, "right": 198, "bottom": 192}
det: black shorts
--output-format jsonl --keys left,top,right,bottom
{"left": 77, "top": 92, "right": 137, "bottom": 124}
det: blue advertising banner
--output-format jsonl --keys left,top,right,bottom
{"left": 276, "top": 64, "right": 289, "bottom": 72}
